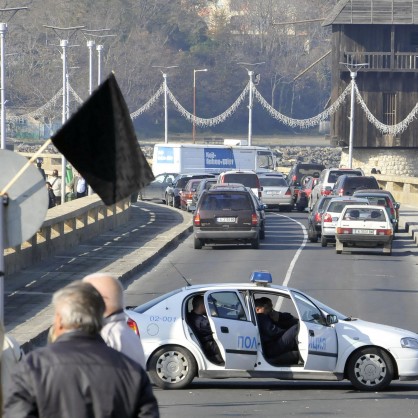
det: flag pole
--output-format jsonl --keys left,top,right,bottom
{"left": 0, "top": 192, "right": 7, "bottom": 321}
{"left": 0, "top": 139, "right": 52, "bottom": 196}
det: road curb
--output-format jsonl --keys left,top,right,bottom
{"left": 19, "top": 204, "right": 193, "bottom": 352}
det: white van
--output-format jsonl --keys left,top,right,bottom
{"left": 152, "top": 143, "right": 275, "bottom": 175}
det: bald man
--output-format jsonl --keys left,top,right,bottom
{"left": 83, "top": 273, "right": 146, "bottom": 368}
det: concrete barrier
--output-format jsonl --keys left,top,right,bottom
{"left": 4, "top": 195, "right": 131, "bottom": 275}
{"left": 375, "top": 175, "right": 418, "bottom": 206}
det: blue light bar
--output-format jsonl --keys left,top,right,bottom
{"left": 250, "top": 271, "right": 272, "bottom": 284}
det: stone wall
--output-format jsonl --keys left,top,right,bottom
{"left": 340, "top": 149, "right": 418, "bottom": 177}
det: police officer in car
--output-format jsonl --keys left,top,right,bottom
{"left": 188, "top": 295, "right": 224, "bottom": 365}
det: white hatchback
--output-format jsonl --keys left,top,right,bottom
{"left": 320, "top": 196, "right": 369, "bottom": 247}
{"left": 335, "top": 205, "right": 394, "bottom": 255}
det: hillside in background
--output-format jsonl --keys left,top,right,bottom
{"left": 3, "top": 0, "right": 339, "bottom": 138}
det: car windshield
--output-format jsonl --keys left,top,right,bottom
{"left": 259, "top": 177, "right": 287, "bottom": 187}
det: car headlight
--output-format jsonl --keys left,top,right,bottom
{"left": 401, "top": 337, "right": 418, "bottom": 349}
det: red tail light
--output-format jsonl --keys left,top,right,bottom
{"left": 194, "top": 212, "right": 201, "bottom": 226}
{"left": 251, "top": 213, "right": 258, "bottom": 226}
{"left": 338, "top": 189, "right": 344, "bottom": 196}
{"left": 127, "top": 317, "right": 140, "bottom": 336}
{"left": 376, "top": 229, "right": 393, "bottom": 236}
{"left": 322, "top": 189, "right": 331, "bottom": 195}
{"left": 292, "top": 175, "right": 297, "bottom": 181}
{"left": 314, "top": 213, "right": 322, "bottom": 222}
{"left": 285, "top": 188, "right": 292, "bottom": 196}
{"left": 323, "top": 213, "right": 333, "bottom": 223}
{"left": 336, "top": 227, "right": 352, "bottom": 234}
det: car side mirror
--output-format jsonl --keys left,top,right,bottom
{"left": 261, "top": 204, "right": 267, "bottom": 210}
{"left": 326, "top": 314, "right": 338, "bottom": 326}
{"left": 395, "top": 202, "right": 400, "bottom": 209}
{"left": 260, "top": 186, "right": 263, "bottom": 191}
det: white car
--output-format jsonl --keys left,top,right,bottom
{"left": 335, "top": 205, "right": 394, "bottom": 255}
{"left": 320, "top": 196, "right": 369, "bottom": 247}
{"left": 126, "top": 271, "right": 418, "bottom": 391}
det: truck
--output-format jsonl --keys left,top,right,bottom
{"left": 152, "top": 143, "right": 275, "bottom": 175}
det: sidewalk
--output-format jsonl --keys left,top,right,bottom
{"left": 5, "top": 201, "right": 193, "bottom": 351}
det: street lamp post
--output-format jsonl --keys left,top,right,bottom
{"left": 96, "top": 44, "right": 103, "bottom": 85}
{"left": 341, "top": 62, "right": 368, "bottom": 169}
{"left": 237, "top": 62, "right": 264, "bottom": 147}
{"left": 43, "top": 25, "right": 84, "bottom": 200}
{"left": 193, "top": 68, "right": 207, "bottom": 144}
{"left": 153, "top": 66, "right": 178, "bottom": 144}
{"left": 0, "top": 22, "right": 7, "bottom": 151}
{"left": 0, "top": 6, "right": 28, "bottom": 150}
{"left": 87, "top": 40, "right": 95, "bottom": 95}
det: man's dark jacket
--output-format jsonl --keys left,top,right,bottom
{"left": 4, "top": 331, "right": 159, "bottom": 418}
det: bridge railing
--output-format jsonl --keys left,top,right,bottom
{"left": 375, "top": 175, "right": 418, "bottom": 206}
{"left": 4, "top": 195, "right": 131, "bottom": 276}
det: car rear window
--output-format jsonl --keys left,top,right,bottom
{"left": 221, "top": 174, "right": 258, "bottom": 188}
{"left": 327, "top": 201, "right": 368, "bottom": 213}
{"left": 342, "top": 207, "right": 386, "bottom": 221}
{"left": 328, "top": 170, "right": 362, "bottom": 183}
{"left": 293, "top": 165, "right": 324, "bottom": 182}
{"left": 259, "top": 177, "right": 287, "bottom": 187}
{"left": 200, "top": 193, "right": 253, "bottom": 211}
{"left": 346, "top": 177, "right": 379, "bottom": 189}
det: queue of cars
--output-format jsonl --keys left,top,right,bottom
{"left": 140, "top": 161, "right": 400, "bottom": 255}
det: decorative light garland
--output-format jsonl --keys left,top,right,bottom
{"left": 130, "top": 84, "right": 164, "bottom": 119}
{"left": 6, "top": 79, "right": 418, "bottom": 135}
{"left": 166, "top": 83, "right": 250, "bottom": 127}
{"left": 354, "top": 83, "right": 418, "bottom": 135}
{"left": 253, "top": 83, "right": 351, "bottom": 128}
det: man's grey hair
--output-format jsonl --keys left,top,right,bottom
{"left": 52, "top": 281, "right": 105, "bottom": 335}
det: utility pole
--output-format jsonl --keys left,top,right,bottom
{"left": 341, "top": 62, "right": 369, "bottom": 168}
{"left": 81, "top": 29, "right": 115, "bottom": 90}
{"left": 153, "top": 66, "right": 178, "bottom": 144}
{"left": 0, "top": 6, "right": 28, "bottom": 150}
{"left": 237, "top": 62, "right": 265, "bottom": 147}
{"left": 43, "top": 25, "right": 84, "bottom": 200}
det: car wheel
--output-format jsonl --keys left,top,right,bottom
{"left": 251, "top": 234, "right": 260, "bottom": 249}
{"left": 194, "top": 237, "right": 203, "bottom": 249}
{"left": 296, "top": 205, "right": 306, "bottom": 212}
{"left": 321, "top": 235, "right": 327, "bottom": 247}
{"left": 260, "top": 225, "right": 265, "bottom": 240}
{"left": 308, "top": 225, "right": 318, "bottom": 243}
{"left": 148, "top": 345, "right": 197, "bottom": 390}
{"left": 347, "top": 347, "right": 394, "bottom": 391}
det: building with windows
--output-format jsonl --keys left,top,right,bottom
{"left": 323, "top": 0, "right": 418, "bottom": 150}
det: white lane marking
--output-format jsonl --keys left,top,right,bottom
{"left": 271, "top": 213, "right": 308, "bottom": 287}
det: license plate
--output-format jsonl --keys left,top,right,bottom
{"left": 266, "top": 191, "right": 280, "bottom": 195}
{"left": 217, "top": 217, "right": 236, "bottom": 223}
{"left": 353, "top": 229, "right": 374, "bottom": 234}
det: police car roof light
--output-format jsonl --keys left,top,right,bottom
{"left": 250, "top": 271, "right": 272, "bottom": 286}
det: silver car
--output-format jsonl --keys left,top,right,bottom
{"left": 258, "top": 173, "right": 293, "bottom": 211}
{"left": 139, "top": 172, "right": 178, "bottom": 203}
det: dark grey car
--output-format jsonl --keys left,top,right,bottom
{"left": 193, "top": 188, "right": 262, "bottom": 249}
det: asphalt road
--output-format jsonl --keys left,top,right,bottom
{"left": 125, "top": 210, "right": 418, "bottom": 418}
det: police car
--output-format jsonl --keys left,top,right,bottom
{"left": 127, "top": 271, "right": 418, "bottom": 391}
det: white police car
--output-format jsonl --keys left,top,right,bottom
{"left": 127, "top": 271, "right": 418, "bottom": 391}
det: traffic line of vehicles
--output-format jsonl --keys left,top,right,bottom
{"left": 140, "top": 157, "right": 400, "bottom": 254}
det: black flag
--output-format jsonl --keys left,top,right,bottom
{"left": 52, "top": 73, "right": 154, "bottom": 205}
